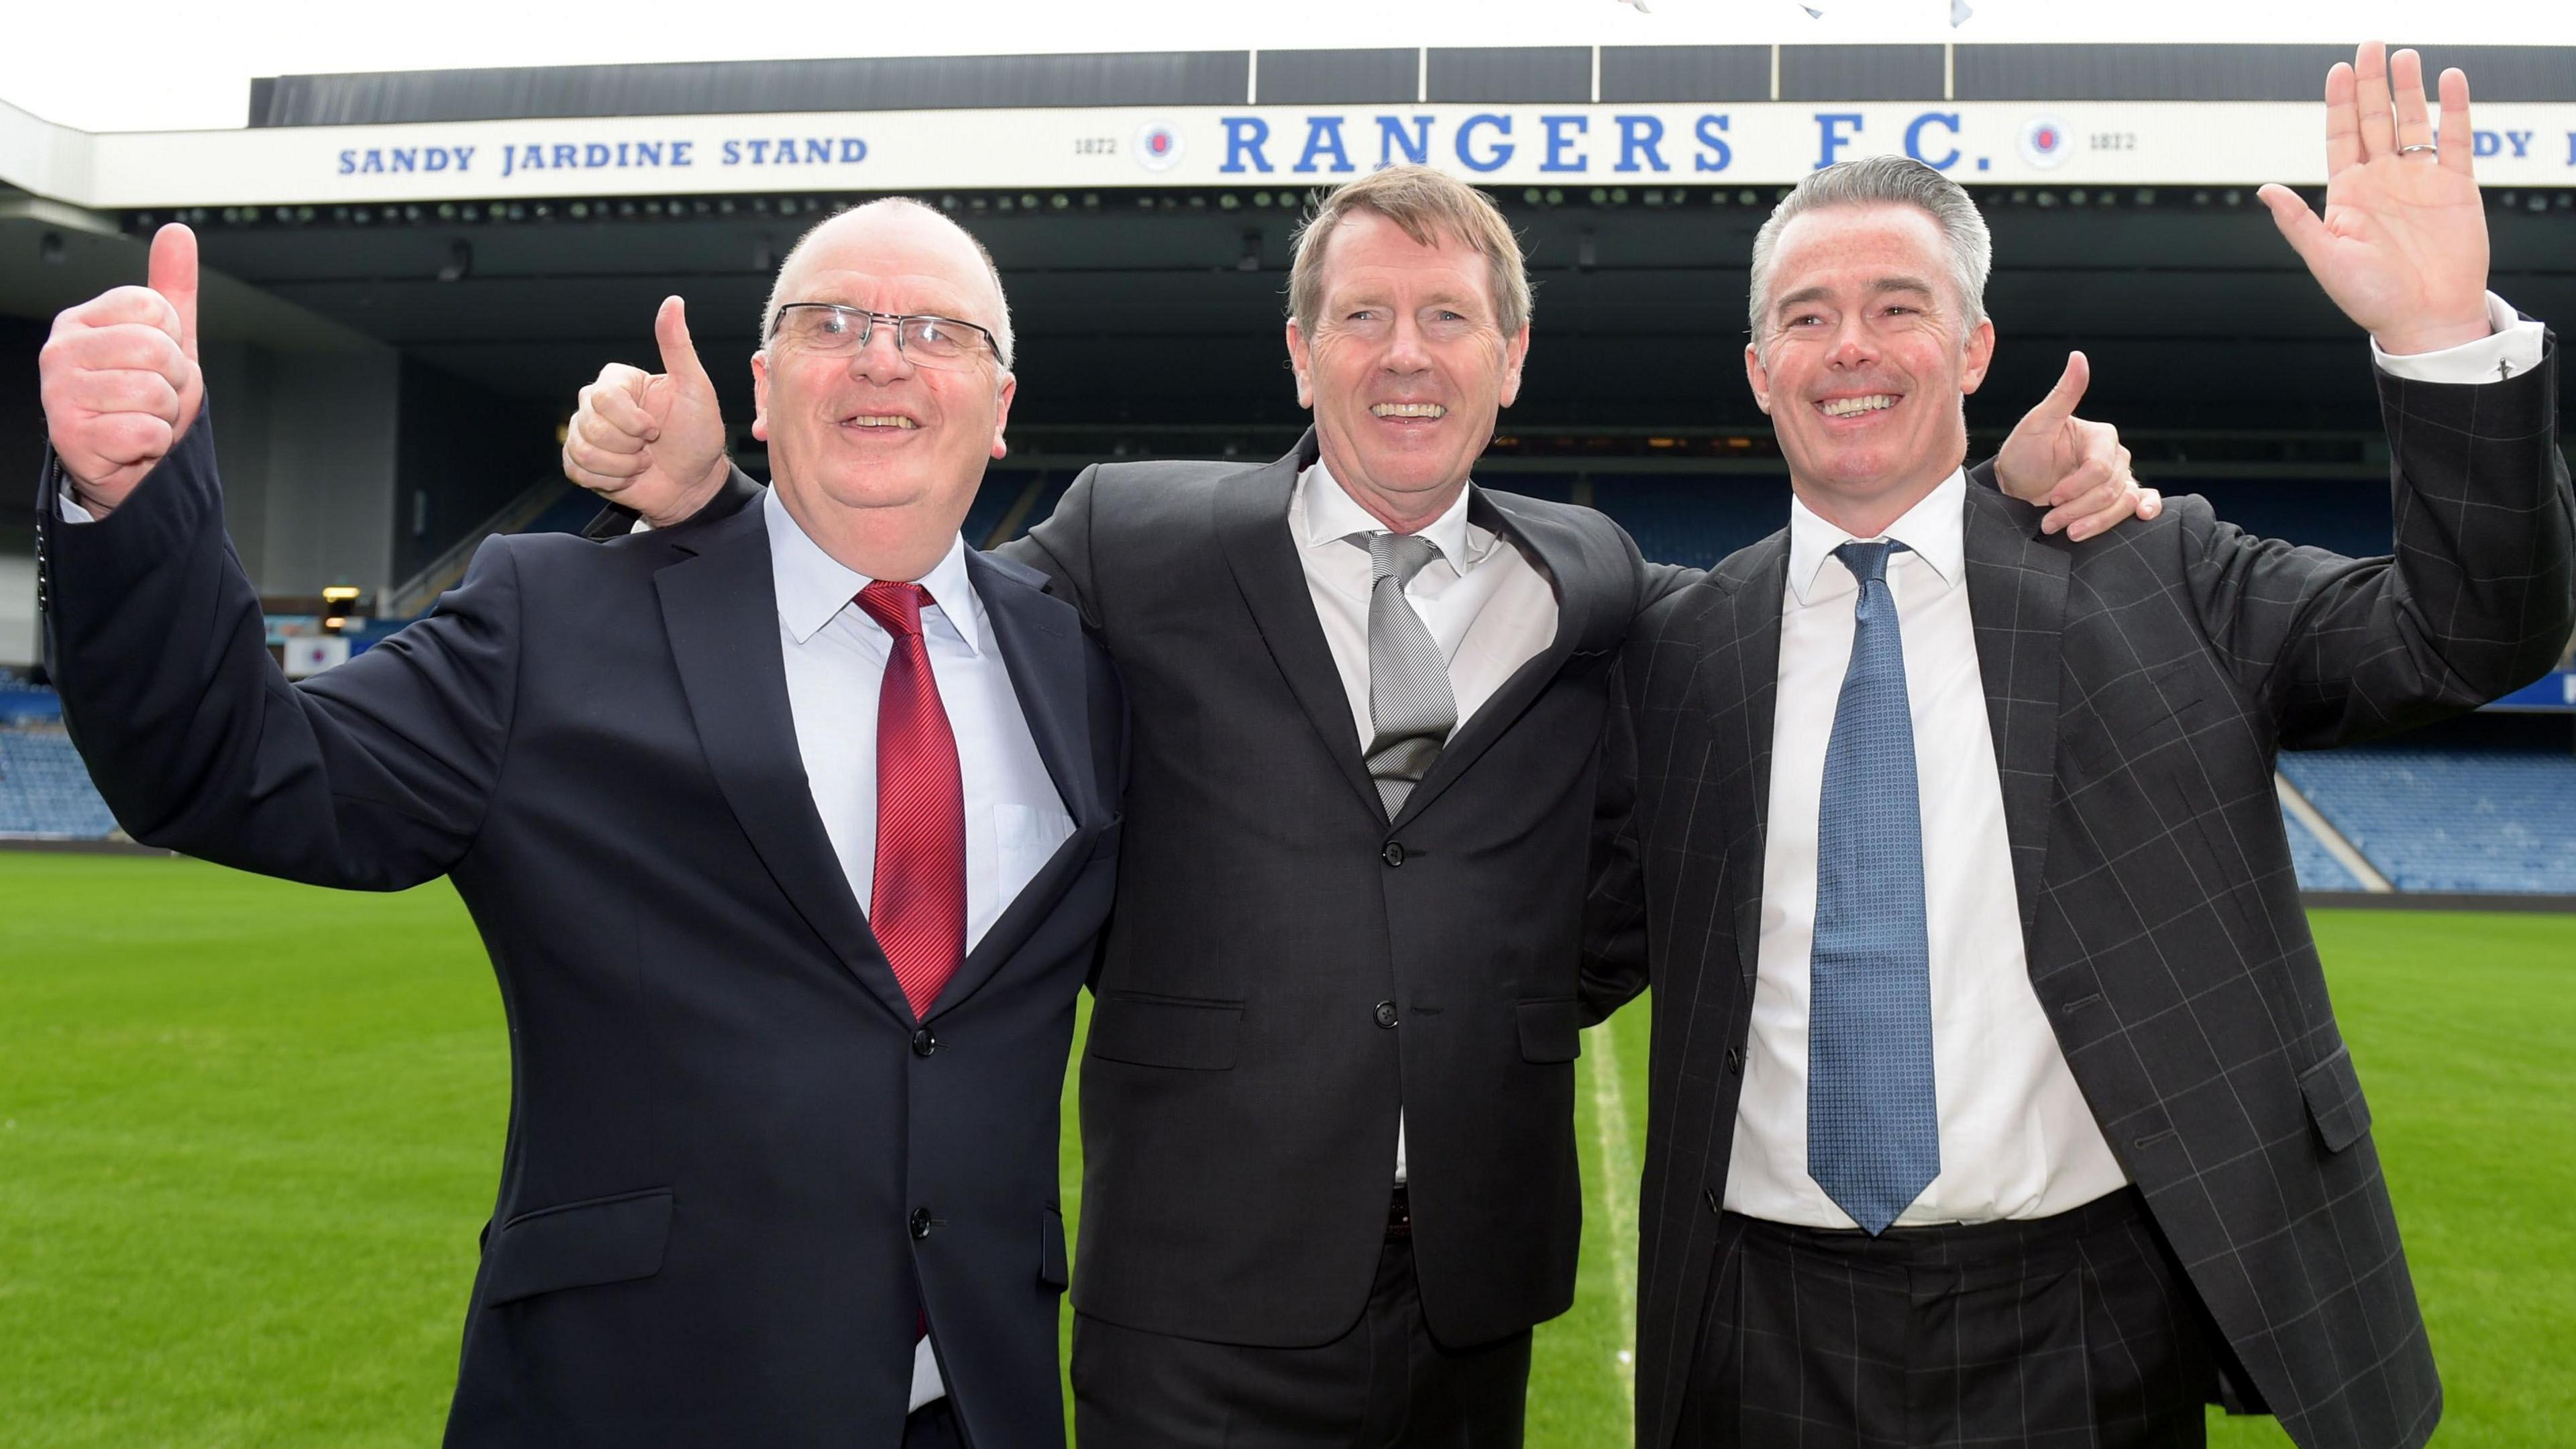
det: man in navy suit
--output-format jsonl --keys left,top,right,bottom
{"left": 34, "top": 201, "right": 1123, "bottom": 1448}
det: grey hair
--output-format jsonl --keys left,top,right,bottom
{"left": 1746, "top": 155, "right": 1991, "bottom": 345}
{"left": 759, "top": 197, "right": 1016, "bottom": 370}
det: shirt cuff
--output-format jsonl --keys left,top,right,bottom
{"left": 2372, "top": 292, "right": 2546, "bottom": 384}
{"left": 49, "top": 459, "right": 101, "bottom": 524}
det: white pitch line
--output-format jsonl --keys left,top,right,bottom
{"left": 1586, "top": 1018, "right": 1641, "bottom": 1424}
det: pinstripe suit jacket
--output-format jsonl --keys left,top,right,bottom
{"left": 1588, "top": 344, "right": 2575, "bottom": 1449}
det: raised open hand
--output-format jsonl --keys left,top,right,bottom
{"left": 562, "top": 296, "right": 733, "bottom": 527}
{"left": 2257, "top": 43, "right": 2491, "bottom": 356}
{"left": 39, "top": 224, "right": 205, "bottom": 517}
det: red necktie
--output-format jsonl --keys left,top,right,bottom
{"left": 854, "top": 582, "right": 966, "bottom": 1020}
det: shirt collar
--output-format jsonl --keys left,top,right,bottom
{"left": 762, "top": 484, "right": 983, "bottom": 653}
{"left": 1784, "top": 468, "right": 1968, "bottom": 606}
{"left": 1295, "top": 459, "right": 1483, "bottom": 569}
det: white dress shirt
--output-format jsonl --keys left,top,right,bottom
{"left": 1731, "top": 469, "right": 2132, "bottom": 1228}
{"left": 761, "top": 486, "right": 1074, "bottom": 1411}
{"left": 1289, "top": 462, "right": 1560, "bottom": 1181}
{"left": 1729, "top": 303, "right": 2546, "bottom": 1230}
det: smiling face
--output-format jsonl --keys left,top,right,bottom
{"left": 1746, "top": 201, "right": 1994, "bottom": 535}
{"left": 751, "top": 205, "right": 1014, "bottom": 576}
{"left": 1285, "top": 209, "right": 1528, "bottom": 531}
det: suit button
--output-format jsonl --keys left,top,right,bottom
{"left": 1725, "top": 1046, "right": 1742, "bottom": 1074}
{"left": 1381, "top": 842, "right": 1406, "bottom": 867}
{"left": 1704, "top": 1186, "right": 1723, "bottom": 1214}
{"left": 910, "top": 1208, "right": 934, "bottom": 1240}
{"left": 912, "top": 1027, "right": 940, "bottom": 1057}
{"left": 1375, "top": 1000, "right": 1399, "bottom": 1029}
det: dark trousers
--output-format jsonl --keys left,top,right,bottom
{"left": 1680, "top": 1189, "right": 2214, "bottom": 1449}
{"left": 1073, "top": 1230, "right": 1532, "bottom": 1447}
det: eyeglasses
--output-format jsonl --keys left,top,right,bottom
{"left": 766, "top": 303, "right": 1001, "bottom": 369}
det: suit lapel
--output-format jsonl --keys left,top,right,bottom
{"left": 1710, "top": 534, "right": 1790, "bottom": 984}
{"left": 1212, "top": 435, "right": 1385, "bottom": 819}
{"left": 653, "top": 502, "right": 916, "bottom": 1024}
{"left": 929, "top": 548, "right": 1107, "bottom": 1020}
{"left": 1389, "top": 488, "right": 1613, "bottom": 830}
{"left": 1961, "top": 486, "right": 2068, "bottom": 929}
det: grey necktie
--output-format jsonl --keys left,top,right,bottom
{"left": 1358, "top": 531, "right": 1458, "bottom": 819}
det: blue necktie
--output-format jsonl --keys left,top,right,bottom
{"left": 1807, "top": 539, "right": 1939, "bottom": 1236}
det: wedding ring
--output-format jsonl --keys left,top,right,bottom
{"left": 2398, "top": 144, "right": 2439, "bottom": 156}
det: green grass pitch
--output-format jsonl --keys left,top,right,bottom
{"left": 1, "top": 853, "right": 2569, "bottom": 1446}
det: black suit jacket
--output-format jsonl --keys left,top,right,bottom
{"left": 632, "top": 441, "right": 2036, "bottom": 1349}
{"left": 1589, "top": 348, "right": 2576, "bottom": 1449}
{"left": 36, "top": 417, "right": 1125, "bottom": 1448}
{"left": 1019, "top": 431, "right": 1655, "bottom": 1348}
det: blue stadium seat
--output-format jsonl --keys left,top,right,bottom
{"left": 2279, "top": 747, "right": 2576, "bottom": 894}
{"left": 519, "top": 484, "right": 611, "bottom": 537}
{"left": 0, "top": 727, "right": 119, "bottom": 839}
{"left": 2277, "top": 800, "right": 2363, "bottom": 892}
{"left": 1588, "top": 476, "right": 1790, "bottom": 570}
{"left": 0, "top": 682, "right": 65, "bottom": 725}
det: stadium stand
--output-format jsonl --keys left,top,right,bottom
{"left": 517, "top": 482, "right": 612, "bottom": 538}
{"left": 1, "top": 676, "right": 64, "bottom": 725}
{"left": 2278, "top": 802, "right": 2365, "bottom": 892}
{"left": 1589, "top": 476, "right": 1791, "bottom": 570}
{"left": 0, "top": 726, "right": 118, "bottom": 839}
{"left": 11, "top": 479, "right": 2570, "bottom": 888}
{"left": 2279, "top": 746, "right": 2576, "bottom": 895}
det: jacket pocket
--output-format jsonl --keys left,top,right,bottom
{"left": 481, "top": 1188, "right": 674, "bottom": 1308}
{"left": 1040, "top": 1204, "right": 1069, "bottom": 1292}
{"left": 1087, "top": 993, "right": 1243, "bottom": 1070}
{"left": 2298, "top": 1044, "right": 2373, "bottom": 1154}
{"left": 1516, "top": 998, "right": 1584, "bottom": 1064}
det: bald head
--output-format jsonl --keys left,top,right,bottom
{"left": 761, "top": 198, "right": 1016, "bottom": 368}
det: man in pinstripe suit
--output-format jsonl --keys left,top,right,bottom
{"left": 1589, "top": 44, "right": 2574, "bottom": 1449}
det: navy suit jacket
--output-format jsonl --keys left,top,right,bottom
{"left": 36, "top": 414, "right": 1125, "bottom": 1448}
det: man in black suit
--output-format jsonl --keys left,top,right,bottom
{"left": 1587, "top": 45, "right": 2573, "bottom": 1449}
{"left": 33, "top": 201, "right": 1122, "bottom": 1447}
{"left": 566, "top": 165, "right": 2151, "bottom": 1444}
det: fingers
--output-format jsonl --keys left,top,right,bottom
{"left": 563, "top": 435, "right": 649, "bottom": 488}
{"left": 655, "top": 296, "right": 711, "bottom": 389}
{"left": 2438, "top": 68, "right": 2475, "bottom": 178}
{"left": 2353, "top": 41, "right": 2396, "bottom": 161}
{"left": 62, "top": 285, "right": 186, "bottom": 344}
{"left": 2257, "top": 184, "right": 2331, "bottom": 272}
{"left": 2390, "top": 48, "right": 2434, "bottom": 154}
{"left": 2039, "top": 455, "right": 2114, "bottom": 527}
{"left": 146, "top": 223, "right": 200, "bottom": 360}
{"left": 46, "top": 316, "right": 192, "bottom": 380}
{"left": 2043, "top": 464, "right": 2148, "bottom": 542}
{"left": 80, "top": 413, "right": 178, "bottom": 470}
{"left": 576, "top": 366, "right": 659, "bottom": 449}
{"left": 2323, "top": 61, "right": 2361, "bottom": 176}
{"left": 57, "top": 367, "right": 183, "bottom": 420}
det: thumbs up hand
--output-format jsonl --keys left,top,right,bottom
{"left": 1993, "top": 351, "right": 2162, "bottom": 542}
{"left": 40, "top": 224, "right": 205, "bottom": 518}
{"left": 564, "top": 296, "right": 733, "bottom": 528}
